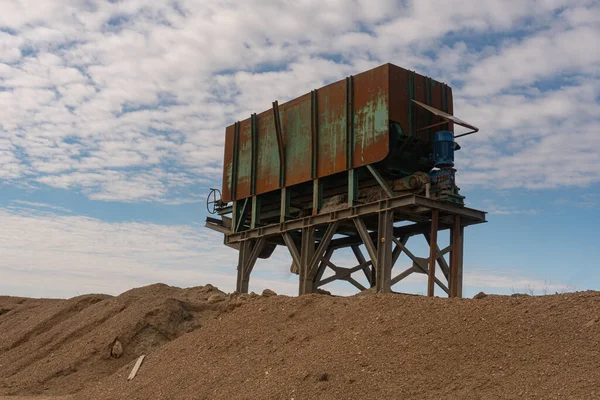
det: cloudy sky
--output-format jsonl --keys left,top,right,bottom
{"left": 1, "top": 0, "right": 599, "bottom": 298}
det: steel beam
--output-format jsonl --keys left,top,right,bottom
{"left": 366, "top": 165, "right": 394, "bottom": 199}
{"left": 353, "top": 217, "right": 377, "bottom": 266}
{"left": 312, "top": 179, "right": 321, "bottom": 215}
{"left": 392, "top": 236, "right": 409, "bottom": 267}
{"left": 251, "top": 196, "right": 260, "bottom": 229}
{"left": 450, "top": 215, "right": 462, "bottom": 298}
{"left": 351, "top": 245, "right": 373, "bottom": 286}
{"left": 391, "top": 266, "right": 416, "bottom": 286}
{"left": 282, "top": 232, "right": 301, "bottom": 272}
{"left": 427, "top": 209, "right": 439, "bottom": 297}
{"left": 348, "top": 169, "right": 358, "bottom": 207}
{"left": 299, "top": 227, "right": 316, "bottom": 294}
{"left": 225, "top": 195, "right": 485, "bottom": 245}
{"left": 424, "top": 233, "right": 450, "bottom": 280}
{"left": 315, "top": 248, "right": 334, "bottom": 284}
{"left": 392, "top": 237, "right": 427, "bottom": 271}
{"left": 309, "top": 221, "right": 339, "bottom": 275}
{"left": 235, "top": 238, "right": 266, "bottom": 293}
{"left": 457, "top": 225, "right": 464, "bottom": 298}
{"left": 375, "top": 210, "right": 394, "bottom": 293}
{"left": 272, "top": 101, "right": 285, "bottom": 187}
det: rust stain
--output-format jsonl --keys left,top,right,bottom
{"left": 317, "top": 79, "right": 347, "bottom": 177}
{"left": 235, "top": 118, "right": 252, "bottom": 199}
{"left": 221, "top": 125, "right": 235, "bottom": 203}
{"left": 221, "top": 63, "right": 454, "bottom": 202}
{"left": 255, "top": 109, "right": 280, "bottom": 195}
{"left": 282, "top": 93, "right": 312, "bottom": 187}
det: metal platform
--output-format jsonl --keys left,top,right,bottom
{"left": 206, "top": 194, "right": 486, "bottom": 298}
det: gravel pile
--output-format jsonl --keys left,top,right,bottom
{"left": 2, "top": 286, "right": 599, "bottom": 399}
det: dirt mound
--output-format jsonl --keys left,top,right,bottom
{"left": 0, "top": 284, "right": 243, "bottom": 396}
{"left": 2, "top": 286, "right": 600, "bottom": 399}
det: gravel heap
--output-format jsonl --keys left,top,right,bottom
{"left": 1, "top": 286, "right": 599, "bottom": 400}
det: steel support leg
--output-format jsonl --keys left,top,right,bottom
{"left": 236, "top": 240, "right": 252, "bottom": 293}
{"left": 427, "top": 209, "right": 439, "bottom": 297}
{"left": 375, "top": 210, "right": 394, "bottom": 293}
{"left": 457, "top": 225, "right": 464, "bottom": 298}
{"left": 236, "top": 239, "right": 265, "bottom": 293}
{"left": 450, "top": 216, "right": 463, "bottom": 298}
{"left": 299, "top": 227, "right": 316, "bottom": 295}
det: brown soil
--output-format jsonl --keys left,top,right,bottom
{"left": 2, "top": 286, "right": 600, "bottom": 399}
{"left": 0, "top": 284, "right": 234, "bottom": 397}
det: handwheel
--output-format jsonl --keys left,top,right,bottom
{"left": 206, "top": 188, "right": 222, "bottom": 214}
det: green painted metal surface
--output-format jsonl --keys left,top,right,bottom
{"left": 221, "top": 63, "right": 453, "bottom": 203}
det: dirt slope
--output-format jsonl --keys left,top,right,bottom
{"left": 2, "top": 287, "right": 600, "bottom": 399}
{"left": 0, "top": 284, "right": 235, "bottom": 396}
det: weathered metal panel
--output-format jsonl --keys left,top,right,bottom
{"left": 388, "top": 65, "right": 410, "bottom": 135}
{"left": 447, "top": 85, "right": 454, "bottom": 131}
{"left": 221, "top": 125, "right": 235, "bottom": 204}
{"left": 388, "top": 64, "right": 453, "bottom": 139}
{"left": 352, "top": 65, "right": 389, "bottom": 167}
{"left": 414, "top": 72, "right": 429, "bottom": 141}
{"left": 222, "top": 63, "right": 455, "bottom": 202}
{"left": 255, "top": 109, "right": 280, "bottom": 195}
{"left": 236, "top": 118, "right": 253, "bottom": 199}
{"left": 282, "top": 93, "right": 313, "bottom": 187}
{"left": 317, "top": 80, "right": 347, "bottom": 177}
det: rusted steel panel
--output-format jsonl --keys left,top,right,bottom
{"left": 221, "top": 125, "right": 235, "bottom": 204}
{"left": 236, "top": 118, "right": 253, "bottom": 199}
{"left": 282, "top": 93, "right": 313, "bottom": 187}
{"left": 447, "top": 85, "right": 454, "bottom": 131}
{"left": 222, "top": 63, "right": 455, "bottom": 202}
{"left": 255, "top": 109, "right": 280, "bottom": 195}
{"left": 388, "top": 65, "right": 410, "bottom": 135}
{"left": 414, "top": 72, "right": 429, "bottom": 141}
{"left": 317, "top": 80, "right": 347, "bottom": 177}
{"left": 352, "top": 65, "right": 389, "bottom": 167}
{"left": 388, "top": 64, "right": 453, "bottom": 139}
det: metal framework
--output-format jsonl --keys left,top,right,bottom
{"left": 207, "top": 194, "right": 486, "bottom": 298}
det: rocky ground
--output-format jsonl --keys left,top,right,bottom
{"left": 1, "top": 285, "right": 599, "bottom": 399}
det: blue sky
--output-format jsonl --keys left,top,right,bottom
{"left": 0, "top": 0, "right": 599, "bottom": 298}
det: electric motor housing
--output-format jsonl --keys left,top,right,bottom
{"left": 432, "top": 130, "right": 456, "bottom": 168}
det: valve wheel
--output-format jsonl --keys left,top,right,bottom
{"left": 206, "top": 188, "right": 222, "bottom": 214}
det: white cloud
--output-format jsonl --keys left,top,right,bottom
{"left": 0, "top": 0, "right": 597, "bottom": 202}
{"left": 0, "top": 203, "right": 573, "bottom": 298}
{"left": 0, "top": 204, "right": 300, "bottom": 297}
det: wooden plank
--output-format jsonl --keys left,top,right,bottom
{"left": 128, "top": 355, "right": 145, "bottom": 381}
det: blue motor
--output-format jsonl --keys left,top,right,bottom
{"left": 431, "top": 130, "right": 459, "bottom": 168}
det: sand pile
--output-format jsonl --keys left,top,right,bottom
{"left": 0, "top": 283, "right": 241, "bottom": 396}
{"left": 2, "top": 286, "right": 600, "bottom": 399}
